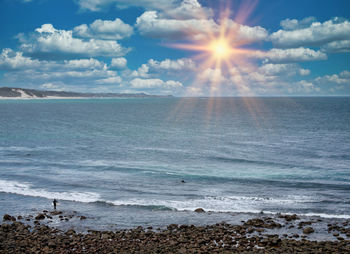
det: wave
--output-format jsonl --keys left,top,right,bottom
{"left": 1, "top": 179, "right": 349, "bottom": 219}
{"left": 98, "top": 197, "right": 350, "bottom": 219}
{"left": 0, "top": 179, "right": 100, "bottom": 203}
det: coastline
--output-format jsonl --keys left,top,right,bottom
{"left": 2, "top": 211, "right": 350, "bottom": 253}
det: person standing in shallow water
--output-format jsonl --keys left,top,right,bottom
{"left": 53, "top": 199, "right": 57, "bottom": 210}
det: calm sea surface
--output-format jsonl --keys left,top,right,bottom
{"left": 0, "top": 97, "right": 349, "bottom": 229}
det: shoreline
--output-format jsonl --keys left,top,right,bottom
{"left": 2, "top": 211, "right": 350, "bottom": 253}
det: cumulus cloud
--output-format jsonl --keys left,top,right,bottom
{"left": 131, "top": 64, "right": 149, "bottom": 78}
{"left": 270, "top": 17, "right": 350, "bottom": 48}
{"left": 136, "top": 11, "right": 268, "bottom": 42}
{"left": 19, "top": 24, "right": 130, "bottom": 59}
{"left": 73, "top": 18, "right": 133, "bottom": 40}
{"left": 130, "top": 78, "right": 183, "bottom": 89}
{"left": 292, "top": 70, "right": 350, "bottom": 94}
{"left": 76, "top": 0, "right": 178, "bottom": 12}
{"left": 132, "top": 58, "right": 195, "bottom": 77}
{"left": 226, "top": 20, "right": 268, "bottom": 45}
{"left": 315, "top": 70, "right": 350, "bottom": 85}
{"left": 199, "top": 68, "right": 226, "bottom": 84}
{"left": 162, "top": 0, "right": 213, "bottom": 20}
{"left": 0, "top": 48, "right": 123, "bottom": 90}
{"left": 293, "top": 80, "right": 320, "bottom": 93}
{"left": 280, "top": 17, "right": 317, "bottom": 30}
{"left": 147, "top": 58, "right": 195, "bottom": 71}
{"left": 258, "top": 63, "right": 310, "bottom": 77}
{"left": 0, "top": 48, "right": 41, "bottom": 70}
{"left": 251, "top": 47, "right": 327, "bottom": 63}
{"left": 321, "top": 40, "right": 350, "bottom": 53}
{"left": 136, "top": 11, "right": 217, "bottom": 40}
{"left": 0, "top": 49, "right": 107, "bottom": 71}
{"left": 110, "top": 57, "right": 127, "bottom": 69}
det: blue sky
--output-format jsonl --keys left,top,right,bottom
{"left": 0, "top": 0, "right": 349, "bottom": 96}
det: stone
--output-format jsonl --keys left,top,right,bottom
{"left": 3, "top": 214, "right": 13, "bottom": 221}
{"left": 303, "top": 227, "right": 314, "bottom": 234}
{"left": 194, "top": 208, "right": 205, "bottom": 213}
{"left": 35, "top": 214, "right": 45, "bottom": 220}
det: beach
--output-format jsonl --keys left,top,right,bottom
{"left": 2, "top": 210, "right": 350, "bottom": 253}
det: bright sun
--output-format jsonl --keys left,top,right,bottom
{"left": 210, "top": 38, "right": 231, "bottom": 59}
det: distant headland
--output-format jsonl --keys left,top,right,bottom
{"left": 0, "top": 87, "right": 173, "bottom": 99}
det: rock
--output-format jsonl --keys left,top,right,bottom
{"left": 194, "top": 208, "right": 205, "bottom": 213}
{"left": 101, "top": 233, "right": 110, "bottom": 239}
{"left": 303, "top": 227, "right": 314, "bottom": 234}
{"left": 50, "top": 211, "right": 62, "bottom": 215}
{"left": 3, "top": 214, "right": 14, "bottom": 221}
{"left": 80, "top": 216, "right": 87, "bottom": 220}
{"left": 17, "top": 215, "right": 23, "bottom": 220}
{"left": 35, "top": 214, "right": 45, "bottom": 220}
{"left": 178, "top": 247, "right": 187, "bottom": 254}
{"left": 66, "top": 229, "right": 75, "bottom": 235}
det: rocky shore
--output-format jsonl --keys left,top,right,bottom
{"left": 1, "top": 211, "right": 350, "bottom": 253}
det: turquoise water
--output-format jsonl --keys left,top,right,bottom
{"left": 0, "top": 97, "right": 349, "bottom": 228}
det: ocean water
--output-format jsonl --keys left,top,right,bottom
{"left": 0, "top": 97, "right": 349, "bottom": 230}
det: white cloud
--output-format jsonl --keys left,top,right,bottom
{"left": 163, "top": 0, "right": 213, "bottom": 20}
{"left": 315, "top": 70, "right": 350, "bottom": 85}
{"left": 271, "top": 18, "right": 350, "bottom": 48}
{"left": 226, "top": 20, "right": 268, "bottom": 45}
{"left": 132, "top": 58, "right": 195, "bottom": 77}
{"left": 131, "top": 64, "right": 149, "bottom": 78}
{"left": 76, "top": 0, "right": 178, "bottom": 12}
{"left": 280, "top": 17, "right": 316, "bottom": 30}
{"left": 258, "top": 63, "right": 310, "bottom": 77}
{"left": 294, "top": 80, "right": 320, "bottom": 93}
{"left": 73, "top": 18, "right": 133, "bottom": 40}
{"left": 321, "top": 40, "right": 350, "bottom": 53}
{"left": 130, "top": 78, "right": 182, "bottom": 89}
{"left": 19, "top": 24, "right": 130, "bottom": 59}
{"left": 0, "top": 48, "right": 41, "bottom": 70}
{"left": 148, "top": 58, "right": 195, "bottom": 71}
{"left": 136, "top": 11, "right": 216, "bottom": 40}
{"left": 136, "top": 11, "right": 268, "bottom": 42}
{"left": 294, "top": 70, "right": 350, "bottom": 94}
{"left": 199, "top": 68, "right": 226, "bottom": 83}
{"left": 65, "top": 58, "right": 106, "bottom": 70}
{"left": 0, "top": 48, "right": 123, "bottom": 91}
{"left": 97, "top": 76, "right": 122, "bottom": 84}
{"left": 251, "top": 47, "right": 327, "bottom": 63}
{"left": 110, "top": 57, "right": 127, "bottom": 69}
{"left": 0, "top": 49, "right": 107, "bottom": 72}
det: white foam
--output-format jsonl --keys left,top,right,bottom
{"left": 0, "top": 179, "right": 100, "bottom": 203}
{"left": 109, "top": 197, "right": 350, "bottom": 218}
{"left": 109, "top": 195, "right": 317, "bottom": 213}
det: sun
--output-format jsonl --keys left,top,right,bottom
{"left": 209, "top": 38, "right": 231, "bottom": 59}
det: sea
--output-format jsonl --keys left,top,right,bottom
{"left": 0, "top": 97, "right": 349, "bottom": 233}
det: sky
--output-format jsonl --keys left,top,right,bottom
{"left": 0, "top": 0, "right": 349, "bottom": 96}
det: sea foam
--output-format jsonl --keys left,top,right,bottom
{"left": 0, "top": 179, "right": 100, "bottom": 203}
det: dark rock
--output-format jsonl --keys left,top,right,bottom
{"left": 194, "top": 208, "right": 205, "bottom": 213}
{"left": 3, "top": 214, "right": 14, "bottom": 221}
{"left": 80, "top": 216, "right": 87, "bottom": 220}
{"left": 303, "top": 227, "right": 314, "bottom": 234}
{"left": 35, "top": 214, "right": 45, "bottom": 220}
